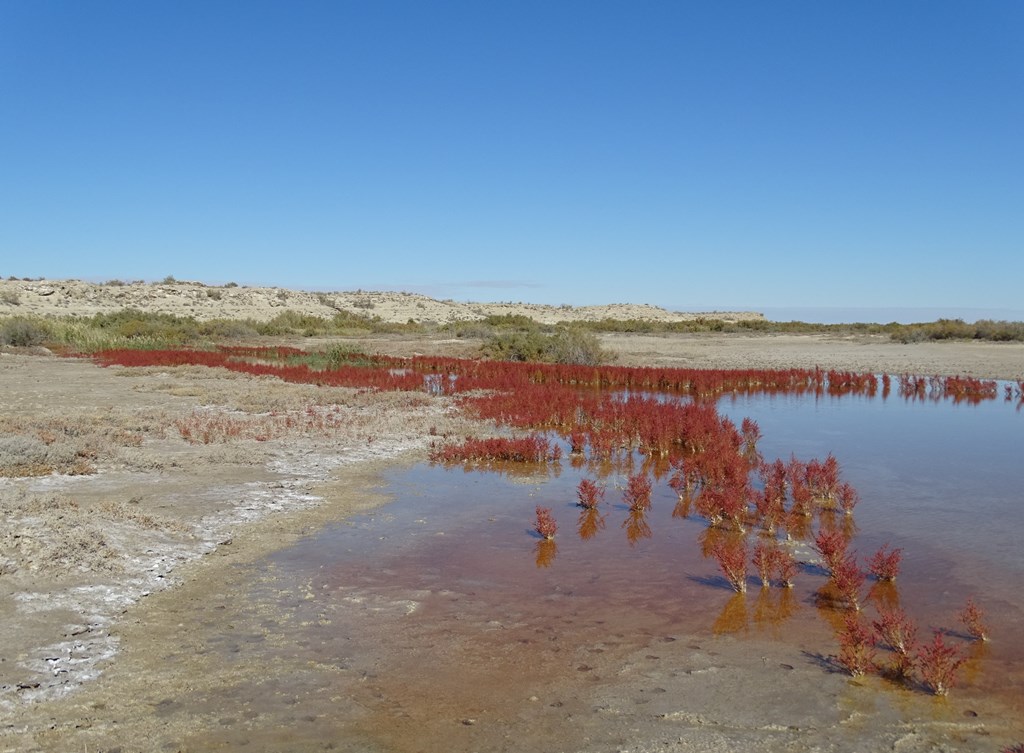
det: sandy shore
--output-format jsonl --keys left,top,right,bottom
{"left": 1, "top": 336, "right": 1022, "bottom": 752}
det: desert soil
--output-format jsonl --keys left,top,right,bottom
{"left": 2, "top": 332, "right": 1023, "bottom": 752}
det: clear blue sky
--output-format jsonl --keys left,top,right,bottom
{"left": 2, "top": 1, "right": 1022, "bottom": 322}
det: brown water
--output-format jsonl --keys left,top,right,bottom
{"left": 183, "top": 388, "right": 1024, "bottom": 751}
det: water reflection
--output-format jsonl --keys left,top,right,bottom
{"left": 533, "top": 539, "right": 557, "bottom": 568}
{"left": 867, "top": 580, "right": 902, "bottom": 612}
{"left": 576, "top": 507, "right": 605, "bottom": 540}
{"left": 622, "top": 509, "right": 652, "bottom": 546}
{"left": 672, "top": 494, "right": 692, "bottom": 520}
{"left": 752, "top": 586, "right": 799, "bottom": 633}
{"left": 713, "top": 592, "right": 748, "bottom": 634}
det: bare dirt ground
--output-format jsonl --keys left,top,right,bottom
{"left": 2, "top": 334, "right": 1022, "bottom": 752}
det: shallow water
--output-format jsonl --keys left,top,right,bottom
{"left": 212, "top": 387, "right": 1024, "bottom": 750}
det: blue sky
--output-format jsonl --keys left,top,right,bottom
{"left": 1, "top": 1, "right": 1021, "bottom": 322}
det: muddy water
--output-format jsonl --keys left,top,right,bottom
{"left": 172, "top": 388, "right": 1023, "bottom": 752}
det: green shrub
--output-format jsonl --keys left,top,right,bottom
{"left": 200, "top": 319, "right": 260, "bottom": 339}
{"left": 483, "top": 326, "right": 610, "bottom": 365}
{"left": 0, "top": 317, "right": 48, "bottom": 346}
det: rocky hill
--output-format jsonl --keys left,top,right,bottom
{"left": 0, "top": 278, "right": 764, "bottom": 326}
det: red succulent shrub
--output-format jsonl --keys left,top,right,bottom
{"left": 916, "top": 631, "right": 965, "bottom": 696}
{"left": 959, "top": 597, "right": 989, "bottom": 641}
{"left": 752, "top": 541, "right": 775, "bottom": 588}
{"left": 813, "top": 528, "right": 849, "bottom": 575}
{"left": 831, "top": 553, "right": 866, "bottom": 611}
{"left": 867, "top": 544, "right": 902, "bottom": 581}
{"left": 837, "top": 482, "right": 859, "bottom": 515}
{"left": 567, "top": 430, "right": 587, "bottom": 455}
{"left": 872, "top": 606, "right": 918, "bottom": 678}
{"left": 623, "top": 472, "right": 652, "bottom": 512}
{"left": 576, "top": 478, "right": 604, "bottom": 509}
{"left": 534, "top": 506, "right": 557, "bottom": 540}
{"left": 836, "top": 614, "right": 876, "bottom": 676}
{"left": 710, "top": 538, "right": 748, "bottom": 593}
{"left": 430, "top": 434, "right": 561, "bottom": 463}
{"left": 771, "top": 546, "right": 799, "bottom": 588}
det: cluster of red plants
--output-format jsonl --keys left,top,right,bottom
{"left": 752, "top": 541, "right": 799, "bottom": 588}
{"left": 623, "top": 472, "right": 652, "bottom": 512}
{"left": 428, "top": 434, "right": 561, "bottom": 464}
{"left": 84, "top": 345, "right": 1005, "bottom": 700}
{"left": 898, "top": 374, "right": 998, "bottom": 404}
{"left": 91, "top": 347, "right": 1013, "bottom": 408}
{"left": 710, "top": 537, "right": 748, "bottom": 593}
{"left": 831, "top": 592, "right": 988, "bottom": 695}
{"left": 867, "top": 544, "right": 902, "bottom": 581}
{"left": 576, "top": 478, "right": 604, "bottom": 509}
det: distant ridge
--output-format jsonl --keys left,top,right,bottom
{"left": 0, "top": 278, "right": 765, "bottom": 326}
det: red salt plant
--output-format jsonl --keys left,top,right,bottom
{"left": 430, "top": 435, "right": 561, "bottom": 464}
{"left": 753, "top": 490, "right": 785, "bottom": 534}
{"left": 534, "top": 506, "right": 557, "bottom": 540}
{"left": 916, "top": 631, "right": 965, "bottom": 696}
{"left": 831, "top": 554, "right": 866, "bottom": 611}
{"left": 872, "top": 606, "right": 918, "bottom": 679}
{"left": 741, "top": 416, "right": 762, "bottom": 446}
{"left": 867, "top": 544, "right": 902, "bottom": 581}
{"left": 710, "top": 538, "right": 748, "bottom": 594}
{"left": 752, "top": 541, "right": 775, "bottom": 588}
{"left": 567, "top": 430, "right": 587, "bottom": 455}
{"left": 1000, "top": 745, "right": 1024, "bottom": 753}
{"left": 756, "top": 459, "right": 787, "bottom": 532}
{"left": 836, "top": 613, "right": 876, "bottom": 677}
{"left": 959, "top": 597, "right": 989, "bottom": 642}
{"left": 790, "top": 479, "right": 814, "bottom": 517}
{"left": 771, "top": 546, "right": 799, "bottom": 588}
{"left": 813, "top": 528, "right": 849, "bottom": 575}
{"left": 740, "top": 417, "right": 762, "bottom": 464}
{"left": 668, "top": 457, "right": 699, "bottom": 498}
{"left": 837, "top": 482, "right": 858, "bottom": 516}
{"left": 780, "top": 509, "right": 812, "bottom": 542}
{"left": 872, "top": 606, "right": 918, "bottom": 655}
{"left": 623, "top": 472, "right": 652, "bottom": 512}
{"left": 805, "top": 454, "right": 841, "bottom": 504}
{"left": 576, "top": 478, "right": 604, "bottom": 509}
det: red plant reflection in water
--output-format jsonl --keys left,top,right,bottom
{"left": 576, "top": 507, "right": 605, "bottom": 541}
{"left": 622, "top": 509, "right": 652, "bottom": 547}
{"left": 534, "top": 539, "right": 557, "bottom": 568}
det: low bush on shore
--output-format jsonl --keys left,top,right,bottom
{"left": 2, "top": 310, "right": 1023, "bottom": 355}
